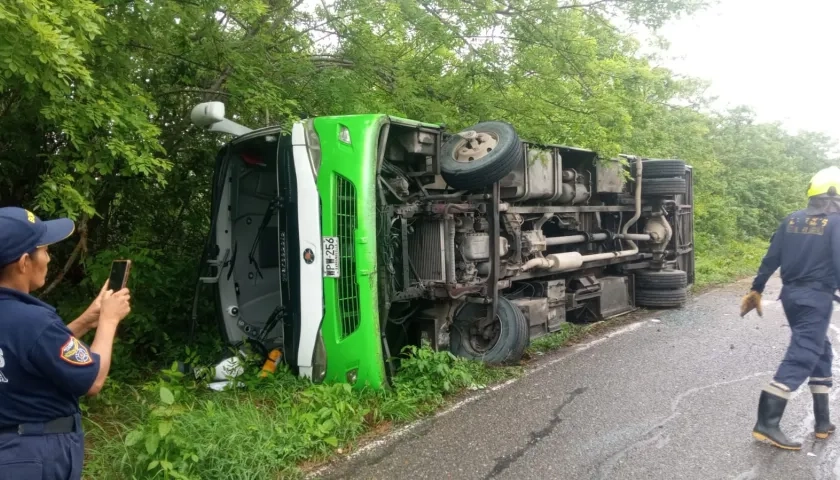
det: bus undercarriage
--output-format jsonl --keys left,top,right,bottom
{"left": 373, "top": 120, "right": 694, "bottom": 382}
{"left": 191, "top": 102, "right": 694, "bottom": 389}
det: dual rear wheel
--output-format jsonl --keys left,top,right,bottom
{"left": 635, "top": 159, "right": 687, "bottom": 197}
{"left": 634, "top": 268, "right": 688, "bottom": 308}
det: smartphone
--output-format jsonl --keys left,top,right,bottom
{"left": 107, "top": 260, "right": 132, "bottom": 292}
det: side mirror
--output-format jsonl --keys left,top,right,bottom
{"left": 189, "top": 101, "right": 254, "bottom": 137}
{"left": 191, "top": 102, "right": 226, "bottom": 127}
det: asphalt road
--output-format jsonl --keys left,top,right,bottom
{"left": 313, "top": 276, "right": 840, "bottom": 480}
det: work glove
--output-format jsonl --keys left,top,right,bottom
{"left": 740, "top": 290, "right": 763, "bottom": 318}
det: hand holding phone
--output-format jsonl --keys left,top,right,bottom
{"left": 101, "top": 260, "right": 132, "bottom": 326}
{"left": 107, "top": 259, "right": 132, "bottom": 292}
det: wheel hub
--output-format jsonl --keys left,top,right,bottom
{"left": 468, "top": 314, "right": 501, "bottom": 353}
{"left": 454, "top": 130, "right": 499, "bottom": 163}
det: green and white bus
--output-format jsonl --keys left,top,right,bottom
{"left": 190, "top": 101, "right": 694, "bottom": 390}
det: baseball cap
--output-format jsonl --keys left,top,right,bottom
{"left": 0, "top": 207, "right": 75, "bottom": 267}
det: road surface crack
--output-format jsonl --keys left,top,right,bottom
{"left": 593, "top": 371, "right": 773, "bottom": 480}
{"left": 484, "top": 387, "right": 588, "bottom": 479}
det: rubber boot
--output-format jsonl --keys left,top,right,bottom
{"left": 813, "top": 392, "right": 836, "bottom": 439}
{"left": 752, "top": 390, "right": 802, "bottom": 450}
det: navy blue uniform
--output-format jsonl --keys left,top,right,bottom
{"left": 751, "top": 209, "right": 840, "bottom": 392}
{"left": 0, "top": 287, "right": 100, "bottom": 480}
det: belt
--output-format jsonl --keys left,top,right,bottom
{"left": 0, "top": 415, "right": 78, "bottom": 436}
{"left": 786, "top": 281, "right": 836, "bottom": 293}
{"left": 783, "top": 281, "right": 840, "bottom": 302}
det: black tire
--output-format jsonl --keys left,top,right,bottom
{"left": 635, "top": 287, "right": 687, "bottom": 308}
{"left": 441, "top": 121, "right": 522, "bottom": 191}
{"left": 631, "top": 159, "right": 686, "bottom": 179}
{"left": 641, "top": 177, "right": 686, "bottom": 196}
{"left": 635, "top": 269, "right": 687, "bottom": 289}
{"left": 449, "top": 296, "right": 529, "bottom": 364}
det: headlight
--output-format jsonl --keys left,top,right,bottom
{"left": 304, "top": 119, "right": 322, "bottom": 177}
{"left": 312, "top": 328, "right": 327, "bottom": 383}
{"left": 338, "top": 125, "right": 351, "bottom": 145}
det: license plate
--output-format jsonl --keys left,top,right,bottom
{"left": 322, "top": 236, "right": 340, "bottom": 278}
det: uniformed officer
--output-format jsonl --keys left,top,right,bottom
{"left": 741, "top": 166, "right": 840, "bottom": 450}
{"left": 0, "top": 206, "right": 131, "bottom": 479}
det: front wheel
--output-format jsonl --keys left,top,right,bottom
{"left": 449, "top": 296, "right": 529, "bottom": 364}
{"left": 440, "top": 121, "right": 522, "bottom": 191}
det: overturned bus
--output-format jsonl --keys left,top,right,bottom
{"left": 189, "top": 102, "right": 695, "bottom": 389}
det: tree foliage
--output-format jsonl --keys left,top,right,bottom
{"left": 0, "top": 0, "right": 835, "bottom": 378}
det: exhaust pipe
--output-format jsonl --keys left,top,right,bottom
{"left": 545, "top": 232, "right": 651, "bottom": 246}
{"left": 522, "top": 157, "right": 644, "bottom": 273}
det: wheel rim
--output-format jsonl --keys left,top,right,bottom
{"left": 453, "top": 130, "right": 499, "bottom": 163}
{"left": 460, "top": 307, "right": 503, "bottom": 354}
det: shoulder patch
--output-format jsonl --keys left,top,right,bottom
{"left": 59, "top": 336, "right": 93, "bottom": 366}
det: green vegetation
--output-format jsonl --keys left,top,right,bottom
{"left": 2, "top": 0, "right": 837, "bottom": 478}
{"left": 695, "top": 238, "right": 770, "bottom": 288}
{"left": 526, "top": 322, "right": 589, "bottom": 355}
{"left": 82, "top": 346, "right": 523, "bottom": 479}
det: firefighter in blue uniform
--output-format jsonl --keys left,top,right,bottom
{"left": 0, "top": 207, "right": 131, "bottom": 479}
{"left": 741, "top": 166, "right": 840, "bottom": 450}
